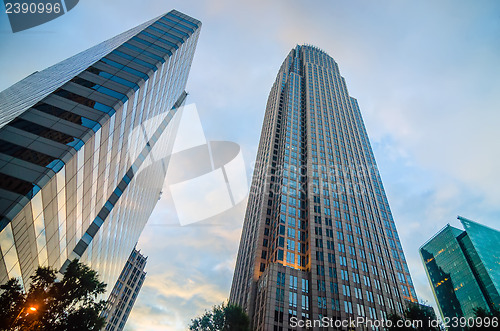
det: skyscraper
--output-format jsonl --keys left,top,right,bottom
{"left": 230, "top": 45, "right": 416, "bottom": 330}
{"left": 0, "top": 10, "right": 201, "bottom": 292}
{"left": 103, "top": 247, "right": 147, "bottom": 331}
{"left": 420, "top": 216, "right": 500, "bottom": 324}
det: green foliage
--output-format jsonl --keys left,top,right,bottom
{"left": 0, "top": 260, "right": 106, "bottom": 331}
{"left": 386, "top": 312, "right": 411, "bottom": 331}
{"left": 0, "top": 279, "right": 25, "bottom": 330}
{"left": 468, "top": 307, "right": 500, "bottom": 330}
{"left": 189, "top": 302, "right": 250, "bottom": 331}
{"left": 386, "top": 302, "right": 440, "bottom": 331}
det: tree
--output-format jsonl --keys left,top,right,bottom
{"left": 189, "top": 302, "right": 250, "bottom": 331}
{"left": 386, "top": 312, "right": 414, "bottom": 331}
{"left": 468, "top": 307, "right": 500, "bottom": 330}
{"left": 0, "top": 279, "right": 25, "bottom": 330}
{"left": 0, "top": 260, "right": 106, "bottom": 330}
{"left": 386, "top": 302, "right": 441, "bottom": 331}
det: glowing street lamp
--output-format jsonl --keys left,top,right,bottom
{"left": 11, "top": 305, "right": 38, "bottom": 327}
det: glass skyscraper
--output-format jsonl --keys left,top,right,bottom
{"left": 0, "top": 10, "right": 201, "bottom": 293}
{"left": 103, "top": 247, "right": 147, "bottom": 331}
{"left": 230, "top": 45, "right": 416, "bottom": 330}
{"left": 420, "top": 216, "right": 500, "bottom": 324}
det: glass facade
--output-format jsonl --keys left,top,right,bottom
{"left": 102, "top": 247, "right": 147, "bottom": 331}
{"left": 230, "top": 45, "right": 416, "bottom": 330}
{"left": 0, "top": 10, "right": 201, "bottom": 294}
{"left": 420, "top": 217, "right": 500, "bottom": 326}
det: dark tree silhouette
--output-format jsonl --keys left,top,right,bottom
{"left": 0, "top": 260, "right": 106, "bottom": 331}
{"left": 467, "top": 307, "right": 500, "bottom": 330}
{"left": 386, "top": 302, "right": 441, "bottom": 331}
{"left": 189, "top": 302, "right": 250, "bottom": 331}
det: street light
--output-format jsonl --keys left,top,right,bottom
{"left": 11, "top": 305, "right": 37, "bottom": 328}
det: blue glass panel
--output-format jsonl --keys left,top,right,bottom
{"left": 94, "top": 216, "right": 104, "bottom": 227}
{"left": 100, "top": 58, "right": 149, "bottom": 80}
{"left": 94, "top": 70, "right": 139, "bottom": 91}
{"left": 66, "top": 138, "right": 84, "bottom": 151}
{"left": 93, "top": 102, "right": 115, "bottom": 115}
{"left": 149, "top": 22, "right": 184, "bottom": 42}
{"left": 120, "top": 44, "right": 164, "bottom": 65}
{"left": 82, "top": 233, "right": 93, "bottom": 244}
{"left": 158, "top": 18, "right": 190, "bottom": 37}
{"left": 161, "top": 17, "right": 194, "bottom": 32}
{"left": 130, "top": 163, "right": 139, "bottom": 174}
{"left": 113, "top": 49, "right": 156, "bottom": 71}
{"left": 131, "top": 36, "right": 171, "bottom": 55}
{"left": 114, "top": 187, "right": 123, "bottom": 197}
{"left": 141, "top": 30, "right": 177, "bottom": 50}
{"left": 28, "top": 185, "right": 41, "bottom": 199}
{"left": 95, "top": 86, "right": 128, "bottom": 103}
{"left": 148, "top": 25, "right": 180, "bottom": 49}
{"left": 166, "top": 12, "right": 198, "bottom": 28}
{"left": 104, "top": 201, "right": 113, "bottom": 210}
{"left": 46, "top": 159, "right": 64, "bottom": 172}
{"left": 81, "top": 117, "right": 101, "bottom": 132}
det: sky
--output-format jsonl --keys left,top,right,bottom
{"left": 1, "top": 0, "right": 500, "bottom": 329}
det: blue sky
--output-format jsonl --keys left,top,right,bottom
{"left": 1, "top": 0, "right": 500, "bottom": 329}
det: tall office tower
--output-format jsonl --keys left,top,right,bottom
{"left": 0, "top": 10, "right": 201, "bottom": 292}
{"left": 230, "top": 45, "right": 417, "bottom": 330}
{"left": 102, "top": 247, "right": 147, "bottom": 331}
{"left": 420, "top": 216, "right": 500, "bottom": 324}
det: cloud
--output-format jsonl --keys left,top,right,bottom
{"left": 126, "top": 197, "right": 246, "bottom": 330}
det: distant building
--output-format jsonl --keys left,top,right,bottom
{"left": 420, "top": 216, "right": 500, "bottom": 325}
{"left": 103, "top": 247, "right": 147, "bottom": 331}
